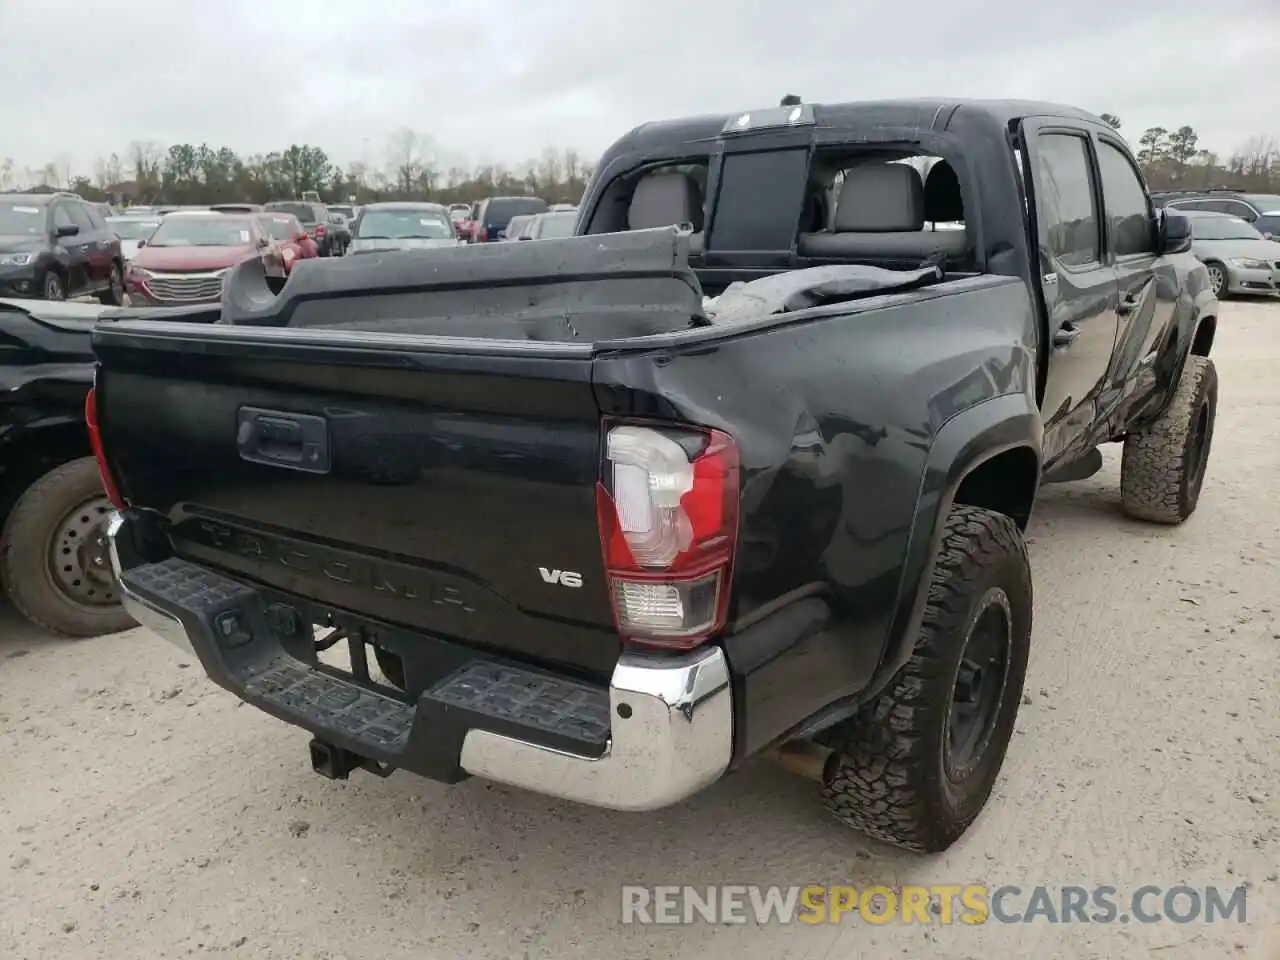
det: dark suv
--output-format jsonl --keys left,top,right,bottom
{"left": 470, "top": 196, "right": 548, "bottom": 243}
{"left": 0, "top": 193, "right": 126, "bottom": 303}
{"left": 1152, "top": 190, "right": 1280, "bottom": 239}
{"left": 263, "top": 201, "right": 341, "bottom": 256}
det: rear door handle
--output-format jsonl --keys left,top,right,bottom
{"left": 236, "top": 407, "right": 331, "bottom": 473}
{"left": 1053, "top": 323, "right": 1081, "bottom": 347}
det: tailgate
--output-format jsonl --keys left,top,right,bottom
{"left": 92, "top": 322, "right": 620, "bottom": 678}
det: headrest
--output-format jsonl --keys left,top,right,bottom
{"left": 628, "top": 172, "right": 704, "bottom": 232}
{"left": 833, "top": 164, "right": 925, "bottom": 233}
{"left": 924, "top": 161, "right": 964, "bottom": 223}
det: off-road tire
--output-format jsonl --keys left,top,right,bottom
{"left": 1120, "top": 355, "right": 1217, "bottom": 524}
{"left": 0, "top": 458, "right": 135, "bottom": 637}
{"left": 820, "top": 505, "right": 1032, "bottom": 853}
{"left": 98, "top": 262, "right": 125, "bottom": 306}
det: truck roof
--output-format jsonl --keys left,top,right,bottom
{"left": 606, "top": 98, "right": 1107, "bottom": 158}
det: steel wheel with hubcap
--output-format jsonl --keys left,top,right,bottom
{"left": 48, "top": 495, "right": 118, "bottom": 608}
{"left": 0, "top": 457, "right": 136, "bottom": 637}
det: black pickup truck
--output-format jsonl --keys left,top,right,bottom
{"left": 91, "top": 98, "right": 1217, "bottom": 853}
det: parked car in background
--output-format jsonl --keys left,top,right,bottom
{"left": 1153, "top": 190, "right": 1280, "bottom": 239}
{"left": 348, "top": 202, "right": 462, "bottom": 254}
{"left": 256, "top": 212, "right": 319, "bottom": 272}
{"left": 502, "top": 214, "right": 537, "bottom": 241}
{"left": 548, "top": 203, "right": 578, "bottom": 212}
{"left": 0, "top": 192, "right": 125, "bottom": 303}
{"left": 1178, "top": 209, "right": 1280, "bottom": 298}
{"left": 93, "top": 202, "right": 116, "bottom": 221}
{"left": 328, "top": 204, "right": 358, "bottom": 222}
{"left": 106, "top": 214, "right": 160, "bottom": 261}
{"left": 122, "top": 205, "right": 158, "bottom": 217}
{"left": 520, "top": 211, "right": 578, "bottom": 240}
{"left": 325, "top": 212, "right": 351, "bottom": 256}
{"left": 209, "top": 203, "right": 264, "bottom": 214}
{"left": 470, "top": 196, "right": 547, "bottom": 243}
{"left": 447, "top": 205, "right": 472, "bottom": 239}
{"left": 125, "top": 211, "right": 286, "bottom": 306}
{"left": 263, "top": 201, "right": 339, "bottom": 256}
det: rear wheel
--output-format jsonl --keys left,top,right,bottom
{"left": 0, "top": 458, "right": 135, "bottom": 637}
{"left": 820, "top": 505, "right": 1032, "bottom": 853}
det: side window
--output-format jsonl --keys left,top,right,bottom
{"left": 1096, "top": 140, "right": 1154, "bottom": 257}
{"left": 52, "top": 204, "right": 75, "bottom": 232}
{"left": 1222, "top": 200, "right": 1256, "bottom": 221}
{"left": 84, "top": 205, "right": 107, "bottom": 231}
{"left": 1034, "top": 133, "right": 1100, "bottom": 268}
{"left": 68, "top": 203, "right": 95, "bottom": 232}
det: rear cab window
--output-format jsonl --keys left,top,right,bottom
{"left": 708, "top": 149, "right": 809, "bottom": 253}
{"left": 579, "top": 108, "right": 980, "bottom": 293}
{"left": 267, "top": 202, "right": 318, "bottom": 225}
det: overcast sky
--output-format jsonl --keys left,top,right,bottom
{"left": 2, "top": 0, "right": 1276, "bottom": 178}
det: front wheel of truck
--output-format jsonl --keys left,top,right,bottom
{"left": 820, "top": 505, "right": 1032, "bottom": 853}
{"left": 1120, "top": 355, "right": 1217, "bottom": 525}
{"left": 1, "top": 457, "right": 137, "bottom": 637}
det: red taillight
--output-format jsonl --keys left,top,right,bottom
{"left": 85, "top": 386, "right": 126, "bottom": 510}
{"left": 596, "top": 422, "right": 740, "bottom": 649}
{"left": 314, "top": 224, "right": 327, "bottom": 238}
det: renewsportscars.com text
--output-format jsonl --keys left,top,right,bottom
{"left": 621, "top": 884, "right": 1248, "bottom": 926}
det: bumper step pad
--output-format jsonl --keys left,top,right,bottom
{"left": 119, "top": 555, "right": 612, "bottom": 766}
{"left": 429, "top": 662, "right": 610, "bottom": 747}
{"left": 243, "top": 658, "right": 413, "bottom": 749}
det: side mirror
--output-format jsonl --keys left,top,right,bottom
{"left": 257, "top": 236, "right": 269, "bottom": 248}
{"left": 1160, "top": 212, "right": 1193, "bottom": 255}
{"left": 55, "top": 224, "right": 79, "bottom": 238}
{"left": 135, "top": 238, "right": 146, "bottom": 248}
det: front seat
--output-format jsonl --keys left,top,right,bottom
{"left": 627, "top": 171, "right": 705, "bottom": 253}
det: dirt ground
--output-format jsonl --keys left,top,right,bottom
{"left": 2, "top": 300, "right": 1278, "bottom": 960}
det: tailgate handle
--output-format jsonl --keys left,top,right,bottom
{"left": 237, "top": 407, "right": 331, "bottom": 474}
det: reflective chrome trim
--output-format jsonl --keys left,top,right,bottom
{"left": 459, "top": 646, "right": 733, "bottom": 811}
{"left": 105, "top": 512, "right": 194, "bottom": 654}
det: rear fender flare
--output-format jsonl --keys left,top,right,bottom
{"left": 871, "top": 392, "right": 1042, "bottom": 696}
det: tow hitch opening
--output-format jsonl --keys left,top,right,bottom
{"left": 308, "top": 739, "right": 392, "bottom": 781}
